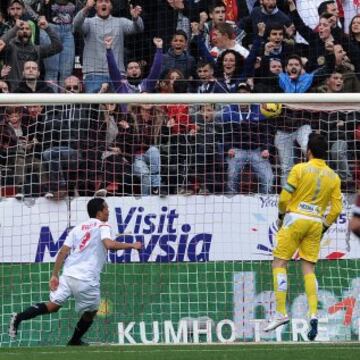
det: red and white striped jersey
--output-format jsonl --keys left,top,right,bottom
{"left": 62, "top": 218, "right": 112, "bottom": 284}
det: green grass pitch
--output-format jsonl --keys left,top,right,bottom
{"left": 1, "top": 343, "right": 360, "bottom": 360}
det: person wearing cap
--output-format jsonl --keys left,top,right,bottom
{"left": 73, "top": 0, "right": 144, "bottom": 93}
{"left": 218, "top": 81, "right": 274, "bottom": 194}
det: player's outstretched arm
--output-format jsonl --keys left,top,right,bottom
{"left": 50, "top": 245, "right": 71, "bottom": 291}
{"left": 103, "top": 238, "right": 142, "bottom": 251}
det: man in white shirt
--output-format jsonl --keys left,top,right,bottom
{"left": 8, "top": 198, "right": 142, "bottom": 345}
{"left": 209, "top": 22, "right": 249, "bottom": 59}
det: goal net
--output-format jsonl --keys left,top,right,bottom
{"left": 0, "top": 94, "right": 360, "bottom": 346}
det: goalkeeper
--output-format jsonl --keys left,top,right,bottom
{"left": 264, "top": 133, "right": 342, "bottom": 341}
{"left": 8, "top": 198, "right": 142, "bottom": 345}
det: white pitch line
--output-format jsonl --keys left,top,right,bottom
{"left": 1, "top": 345, "right": 360, "bottom": 356}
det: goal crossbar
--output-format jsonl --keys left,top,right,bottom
{"left": 1, "top": 93, "right": 360, "bottom": 105}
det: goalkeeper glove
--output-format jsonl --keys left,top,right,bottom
{"left": 276, "top": 213, "right": 285, "bottom": 229}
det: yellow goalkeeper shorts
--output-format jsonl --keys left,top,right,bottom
{"left": 273, "top": 213, "right": 323, "bottom": 263}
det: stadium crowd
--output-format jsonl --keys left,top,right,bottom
{"left": 0, "top": 0, "right": 359, "bottom": 199}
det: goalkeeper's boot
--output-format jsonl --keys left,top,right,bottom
{"left": 307, "top": 318, "right": 318, "bottom": 341}
{"left": 8, "top": 313, "right": 20, "bottom": 339}
{"left": 264, "top": 313, "right": 289, "bottom": 332}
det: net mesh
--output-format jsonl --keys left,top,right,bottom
{"left": 0, "top": 100, "right": 359, "bottom": 346}
{"left": 1, "top": 0, "right": 360, "bottom": 347}
{"left": 0, "top": 103, "right": 359, "bottom": 198}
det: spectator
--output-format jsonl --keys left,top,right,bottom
{"left": 6, "top": 0, "right": 38, "bottom": 44}
{"left": 342, "top": 0, "right": 360, "bottom": 35}
{"left": 41, "top": 75, "right": 103, "bottom": 199}
{"left": 314, "top": 70, "right": 344, "bottom": 92}
{"left": 73, "top": 0, "right": 144, "bottom": 93}
{"left": 14, "top": 60, "right": 54, "bottom": 93}
{"left": 288, "top": 0, "right": 344, "bottom": 71}
{"left": 17, "top": 104, "right": 47, "bottom": 198}
{"left": 165, "top": 0, "right": 191, "bottom": 41}
{"left": 1, "top": 17, "right": 62, "bottom": 90}
{"left": 63, "top": 74, "right": 83, "bottom": 93}
{"left": 318, "top": 1, "right": 340, "bottom": 24}
{"left": 292, "top": 0, "right": 341, "bottom": 48}
{"left": 0, "top": 77, "right": 8, "bottom": 120}
{"left": 192, "top": 60, "right": 216, "bottom": 93}
{"left": 157, "top": 68, "right": 185, "bottom": 93}
{"left": 267, "top": 49, "right": 335, "bottom": 93}
{"left": 214, "top": 49, "right": 245, "bottom": 92}
{"left": 219, "top": 82, "right": 274, "bottom": 194}
{"left": 129, "top": 104, "right": 167, "bottom": 196}
{"left": 318, "top": 108, "right": 355, "bottom": 183}
{"left": 162, "top": 79, "right": 197, "bottom": 195}
{"left": 346, "top": 15, "right": 360, "bottom": 81}
{"left": 0, "top": 79, "right": 9, "bottom": 93}
{"left": 161, "top": 30, "right": 196, "bottom": 79}
{"left": 0, "top": 62, "right": 12, "bottom": 81}
{"left": 0, "top": 106, "right": 44, "bottom": 199}
{"left": 332, "top": 43, "right": 360, "bottom": 92}
{"left": 239, "top": 0, "right": 292, "bottom": 45}
{"left": 199, "top": 21, "right": 249, "bottom": 60}
{"left": 273, "top": 81, "right": 313, "bottom": 185}
{"left": 314, "top": 69, "right": 354, "bottom": 183}
{"left": 254, "top": 57, "right": 283, "bottom": 92}
{"left": 191, "top": 103, "right": 223, "bottom": 194}
{"left": 260, "top": 22, "right": 297, "bottom": 62}
{"left": 37, "top": 0, "right": 76, "bottom": 91}
{"left": 0, "top": 109, "right": 18, "bottom": 190}
{"left": 124, "top": 0, "right": 190, "bottom": 64}
{"left": 196, "top": 1, "right": 232, "bottom": 52}
{"left": 270, "top": 50, "right": 336, "bottom": 185}
{"left": 0, "top": 9, "right": 10, "bottom": 37}
{"left": 193, "top": 21, "right": 264, "bottom": 92}
{"left": 105, "top": 36, "right": 164, "bottom": 94}
{"left": 94, "top": 104, "right": 135, "bottom": 197}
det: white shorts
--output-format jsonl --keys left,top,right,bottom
{"left": 50, "top": 275, "right": 100, "bottom": 314}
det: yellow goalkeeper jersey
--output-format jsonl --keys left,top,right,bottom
{"left": 279, "top": 158, "right": 342, "bottom": 226}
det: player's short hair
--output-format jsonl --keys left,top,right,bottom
{"left": 307, "top": 133, "right": 328, "bottom": 160}
{"left": 87, "top": 198, "right": 106, "bottom": 218}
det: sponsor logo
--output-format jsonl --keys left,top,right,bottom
{"left": 234, "top": 271, "right": 358, "bottom": 341}
{"left": 298, "top": 202, "right": 319, "bottom": 214}
{"left": 255, "top": 213, "right": 349, "bottom": 260}
{"left": 35, "top": 206, "right": 212, "bottom": 263}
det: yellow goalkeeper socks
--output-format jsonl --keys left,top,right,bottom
{"left": 273, "top": 267, "right": 287, "bottom": 316}
{"left": 304, "top": 273, "right": 318, "bottom": 317}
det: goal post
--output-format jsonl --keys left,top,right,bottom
{"left": 1, "top": 94, "right": 360, "bottom": 346}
